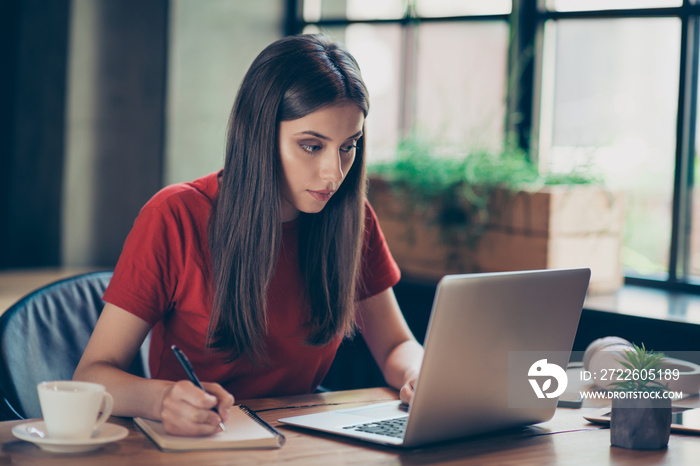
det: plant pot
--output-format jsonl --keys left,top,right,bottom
{"left": 368, "top": 176, "right": 625, "bottom": 293}
{"left": 610, "top": 396, "right": 671, "bottom": 450}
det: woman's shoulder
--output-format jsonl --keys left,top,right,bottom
{"left": 143, "top": 171, "right": 221, "bottom": 213}
{"left": 361, "top": 199, "right": 388, "bottom": 247}
{"left": 362, "top": 199, "right": 381, "bottom": 228}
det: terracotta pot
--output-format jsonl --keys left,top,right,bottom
{"left": 367, "top": 177, "right": 625, "bottom": 294}
{"left": 610, "top": 396, "right": 671, "bottom": 449}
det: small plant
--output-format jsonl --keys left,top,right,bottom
{"left": 368, "top": 135, "right": 604, "bottom": 245}
{"left": 609, "top": 342, "right": 672, "bottom": 450}
{"left": 609, "top": 343, "right": 668, "bottom": 394}
{"left": 368, "top": 135, "right": 603, "bottom": 194}
{"left": 367, "top": 135, "right": 614, "bottom": 277}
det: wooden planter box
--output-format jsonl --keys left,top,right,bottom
{"left": 368, "top": 177, "right": 625, "bottom": 294}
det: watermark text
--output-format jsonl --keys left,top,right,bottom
{"left": 580, "top": 390, "right": 683, "bottom": 400}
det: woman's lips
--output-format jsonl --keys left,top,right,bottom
{"left": 307, "top": 190, "right": 334, "bottom": 202}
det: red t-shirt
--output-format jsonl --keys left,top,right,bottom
{"left": 103, "top": 171, "right": 400, "bottom": 399}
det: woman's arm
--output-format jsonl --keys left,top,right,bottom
{"left": 356, "top": 288, "right": 424, "bottom": 404}
{"left": 74, "top": 303, "right": 233, "bottom": 436}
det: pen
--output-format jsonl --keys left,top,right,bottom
{"left": 171, "top": 344, "right": 227, "bottom": 432}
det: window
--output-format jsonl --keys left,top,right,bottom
{"left": 290, "top": 0, "right": 700, "bottom": 292}
{"left": 539, "top": 17, "right": 680, "bottom": 280}
{"left": 294, "top": 0, "right": 511, "bottom": 159}
{"left": 535, "top": 1, "right": 700, "bottom": 290}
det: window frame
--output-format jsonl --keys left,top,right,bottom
{"left": 534, "top": 1, "right": 700, "bottom": 293}
{"left": 285, "top": 0, "right": 510, "bottom": 140}
{"left": 288, "top": 0, "right": 700, "bottom": 293}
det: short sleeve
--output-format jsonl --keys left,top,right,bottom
{"left": 358, "top": 201, "right": 401, "bottom": 300}
{"left": 103, "top": 205, "right": 180, "bottom": 326}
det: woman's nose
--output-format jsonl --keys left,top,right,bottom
{"left": 319, "top": 151, "right": 344, "bottom": 183}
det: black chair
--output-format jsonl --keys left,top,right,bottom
{"left": 0, "top": 271, "right": 149, "bottom": 420}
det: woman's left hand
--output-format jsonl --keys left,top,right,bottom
{"left": 399, "top": 376, "right": 417, "bottom": 405}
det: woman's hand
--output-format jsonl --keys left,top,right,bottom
{"left": 160, "top": 380, "right": 235, "bottom": 436}
{"left": 399, "top": 375, "right": 418, "bottom": 406}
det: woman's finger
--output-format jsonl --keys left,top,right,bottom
{"left": 161, "top": 381, "right": 224, "bottom": 436}
{"left": 399, "top": 379, "right": 416, "bottom": 405}
{"left": 201, "top": 382, "right": 235, "bottom": 422}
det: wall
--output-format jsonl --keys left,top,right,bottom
{"left": 1, "top": 0, "right": 284, "bottom": 269}
{"left": 165, "top": 0, "right": 283, "bottom": 185}
{"left": 0, "top": 0, "right": 70, "bottom": 269}
{"left": 62, "top": 0, "right": 168, "bottom": 267}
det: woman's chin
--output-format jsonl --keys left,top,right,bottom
{"left": 301, "top": 205, "right": 326, "bottom": 215}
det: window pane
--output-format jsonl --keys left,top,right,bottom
{"left": 690, "top": 65, "right": 700, "bottom": 278}
{"left": 304, "top": 0, "right": 406, "bottom": 21}
{"left": 546, "top": 0, "right": 681, "bottom": 12}
{"left": 415, "top": 0, "right": 511, "bottom": 17}
{"left": 305, "top": 24, "right": 402, "bottom": 161}
{"left": 414, "top": 22, "right": 509, "bottom": 151}
{"left": 540, "top": 18, "right": 680, "bottom": 277}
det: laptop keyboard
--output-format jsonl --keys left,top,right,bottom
{"left": 342, "top": 417, "right": 408, "bottom": 439}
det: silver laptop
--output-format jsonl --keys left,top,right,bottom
{"left": 279, "top": 268, "right": 591, "bottom": 447}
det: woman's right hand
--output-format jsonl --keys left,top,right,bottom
{"left": 74, "top": 304, "right": 235, "bottom": 436}
{"left": 160, "top": 380, "right": 235, "bottom": 436}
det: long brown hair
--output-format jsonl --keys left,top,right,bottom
{"left": 207, "top": 34, "right": 369, "bottom": 364}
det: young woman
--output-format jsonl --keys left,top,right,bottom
{"left": 74, "top": 34, "right": 423, "bottom": 437}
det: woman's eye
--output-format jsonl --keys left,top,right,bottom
{"left": 301, "top": 144, "right": 322, "bottom": 153}
{"left": 340, "top": 144, "right": 357, "bottom": 154}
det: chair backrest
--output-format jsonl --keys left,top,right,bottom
{"left": 0, "top": 271, "right": 150, "bottom": 420}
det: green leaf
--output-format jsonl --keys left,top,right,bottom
{"left": 609, "top": 342, "right": 667, "bottom": 392}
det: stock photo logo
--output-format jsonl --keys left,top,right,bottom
{"left": 528, "top": 359, "right": 568, "bottom": 399}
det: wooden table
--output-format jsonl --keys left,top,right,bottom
{"left": 2, "top": 387, "right": 699, "bottom": 465}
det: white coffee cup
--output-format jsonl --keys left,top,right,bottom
{"left": 37, "top": 381, "right": 114, "bottom": 440}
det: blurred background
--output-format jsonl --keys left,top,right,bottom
{"left": 3, "top": 0, "right": 700, "bottom": 295}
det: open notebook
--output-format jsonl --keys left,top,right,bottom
{"left": 134, "top": 405, "right": 285, "bottom": 451}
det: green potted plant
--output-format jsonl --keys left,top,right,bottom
{"left": 609, "top": 343, "right": 672, "bottom": 450}
{"left": 367, "top": 136, "right": 625, "bottom": 292}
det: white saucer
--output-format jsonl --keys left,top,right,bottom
{"left": 12, "top": 420, "right": 129, "bottom": 453}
